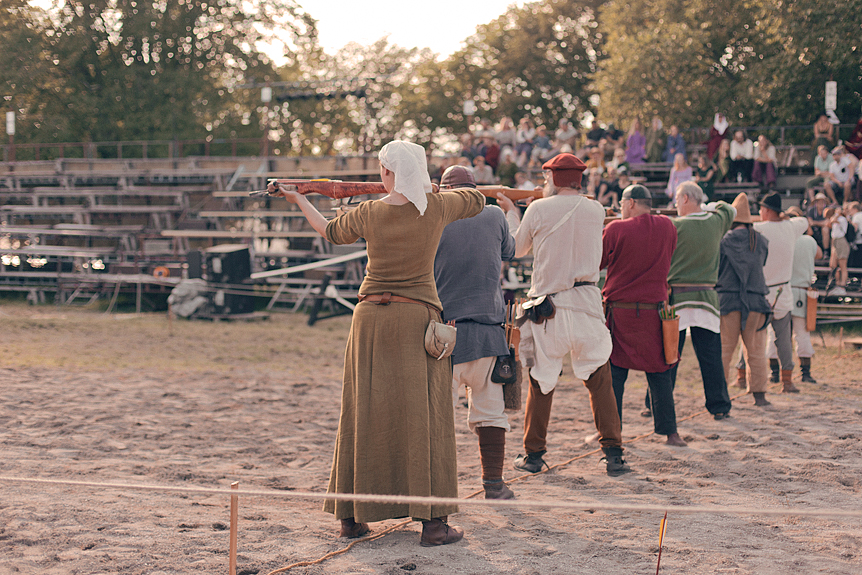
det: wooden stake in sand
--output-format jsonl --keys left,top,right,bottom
{"left": 839, "top": 327, "right": 844, "bottom": 356}
{"left": 655, "top": 511, "right": 668, "bottom": 575}
{"left": 230, "top": 481, "right": 239, "bottom": 575}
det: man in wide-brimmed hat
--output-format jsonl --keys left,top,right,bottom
{"left": 717, "top": 193, "right": 773, "bottom": 406}
{"left": 754, "top": 192, "right": 809, "bottom": 393}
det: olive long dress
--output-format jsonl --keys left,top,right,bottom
{"left": 322, "top": 189, "right": 484, "bottom": 522}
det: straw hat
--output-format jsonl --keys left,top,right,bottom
{"left": 732, "top": 193, "right": 753, "bottom": 224}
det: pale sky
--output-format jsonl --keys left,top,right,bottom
{"left": 304, "top": 0, "right": 521, "bottom": 57}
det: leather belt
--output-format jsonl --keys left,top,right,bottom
{"left": 572, "top": 281, "right": 596, "bottom": 288}
{"left": 605, "top": 302, "right": 663, "bottom": 310}
{"left": 670, "top": 284, "right": 714, "bottom": 295}
{"left": 358, "top": 292, "right": 439, "bottom": 313}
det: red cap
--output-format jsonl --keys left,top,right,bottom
{"left": 439, "top": 165, "right": 477, "bottom": 189}
{"left": 542, "top": 153, "right": 587, "bottom": 188}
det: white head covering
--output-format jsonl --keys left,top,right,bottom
{"left": 713, "top": 113, "right": 728, "bottom": 134}
{"left": 378, "top": 140, "right": 432, "bottom": 216}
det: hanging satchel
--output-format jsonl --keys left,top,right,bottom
{"left": 425, "top": 314, "right": 457, "bottom": 360}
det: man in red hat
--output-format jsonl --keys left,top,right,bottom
{"left": 434, "top": 165, "right": 517, "bottom": 500}
{"left": 602, "top": 184, "right": 685, "bottom": 446}
{"left": 496, "top": 153, "right": 630, "bottom": 476}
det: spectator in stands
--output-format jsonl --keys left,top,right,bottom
{"left": 846, "top": 116, "right": 862, "bottom": 160}
{"left": 497, "top": 149, "right": 519, "bottom": 188}
{"left": 729, "top": 130, "right": 754, "bottom": 182}
{"left": 514, "top": 171, "right": 535, "bottom": 191}
{"left": 846, "top": 201, "right": 862, "bottom": 268}
{"left": 666, "top": 153, "right": 694, "bottom": 205}
{"left": 626, "top": 119, "right": 647, "bottom": 164}
{"left": 608, "top": 165, "right": 632, "bottom": 200}
{"left": 826, "top": 146, "right": 858, "bottom": 204}
{"left": 482, "top": 136, "right": 500, "bottom": 173}
{"left": 474, "top": 118, "right": 496, "bottom": 140}
{"left": 586, "top": 146, "right": 606, "bottom": 172}
{"left": 586, "top": 119, "right": 606, "bottom": 147}
{"left": 496, "top": 117, "right": 517, "bottom": 152}
{"left": 586, "top": 167, "right": 618, "bottom": 209}
{"left": 812, "top": 113, "right": 835, "bottom": 149}
{"left": 472, "top": 155, "right": 495, "bottom": 185}
{"left": 605, "top": 123, "right": 625, "bottom": 154}
{"left": 805, "top": 145, "right": 837, "bottom": 204}
{"left": 645, "top": 116, "right": 666, "bottom": 163}
{"left": 705, "top": 113, "right": 730, "bottom": 160}
{"left": 716, "top": 139, "right": 731, "bottom": 183}
{"left": 555, "top": 118, "right": 579, "bottom": 149}
{"left": 807, "top": 192, "right": 831, "bottom": 254}
{"left": 752, "top": 135, "right": 778, "bottom": 190}
{"left": 661, "top": 125, "right": 686, "bottom": 162}
{"left": 515, "top": 117, "right": 536, "bottom": 167}
{"left": 609, "top": 146, "right": 629, "bottom": 173}
{"left": 459, "top": 133, "right": 475, "bottom": 162}
{"left": 529, "top": 126, "right": 553, "bottom": 167}
{"left": 694, "top": 154, "right": 717, "bottom": 201}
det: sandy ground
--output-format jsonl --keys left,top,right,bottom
{"left": 1, "top": 303, "right": 861, "bottom": 575}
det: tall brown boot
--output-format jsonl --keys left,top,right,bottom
{"left": 736, "top": 367, "right": 747, "bottom": 389}
{"left": 769, "top": 359, "right": 780, "bottom": 383}
{"left": 515, "top": 376, "right": 553, "bottom": 472}
{"left": 477, "top": 426, "right": 514, "bottom": 499}
{"left": 781, "top": 369, "right": 799, "bottom": 393}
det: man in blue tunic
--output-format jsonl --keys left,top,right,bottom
{"left": 434, "top": 165, "right": 517, "bottom": 499}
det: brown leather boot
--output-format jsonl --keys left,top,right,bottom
{"left": 736, "top": 367, "right": 747, "bottom": 389}
{"left": 477, "top": 426, "right": 515, "bottom": 499}
{"left": 781, "top": 369, "right": 799, "bottom": 393}
{"left": 420, "top": 517, "right": 464, "bottom": 547}
{"left": 339, "top": 517, "right": 370, "bottom": 538}
{"left": 769, "top": 359, "right": 780, "bottom": 383}
{"left": 753, "top": 392, "right": 771, "bottom": 406}
{"left": 483, "top": 480, "right": 515, "bottom": 500}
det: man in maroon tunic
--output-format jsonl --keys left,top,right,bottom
{"left": 601, "top": 185, "right": 686, "bottom": 446}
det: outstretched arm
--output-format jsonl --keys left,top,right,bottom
{"left": 268, "top": 183, "right": 329, "bottom": 237}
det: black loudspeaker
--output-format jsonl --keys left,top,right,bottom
{"left": 205, "top": 244, "right": 253, "bottom": 315}
{"left": 205, "top": 244, "right": 251, "bottom": 284}
{"left": 186, "top": 249, "right": 204, "bottom": 279}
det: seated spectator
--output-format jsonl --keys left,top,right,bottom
{"left": 514, "top": 171, "right": 535, "bottom": 191}
{"left": 846, "top": 116, "right": 862, "bottom": 160}
{"left": 596, "top": 167, "right": 621, "bottom": 209}
{"left": 608, "top": 165, "right": 632, "bottom": 199}
{"left": 584, "top": 167, "right": 616, "bottom": 208}
{"left": 813, "top": 113, "right": 835, "bottom": 149}
{"left": 555, "top": 118, "right": 579, "bottom": 148}
{"left": 529, "top": 126, "right": 553, "bottom": 167}
{"left": 666, "top": 153, "right": 694, "bottom": 205}
{"left": 495, "top": 117, "right": 517, "bottom": 152}
{"left": 585, "top": 146, "right": 606, "bottom": 172}
{"left": 807, "top": 193, "right": 831, "bottom": 253}
{"left": 585, "top": 119, "right": 606, "bottom": 147}
{"left": 825, "top": 206, "right": 851, "bottom": 294}
{"left": 716, "top": 139, "right": 731, "bottom": 183}
{"left": 645, "top": 116, "right": 665, "bottom": 163}
{"left": 694, "top": 154, "right": 717, "bottom": 201}
{"left": 459, "top": 133, "right": 475, "bottom": 162}
{"left": 496, "top": 149, "right": 519, "bottom": 187}
{"left": 609, "top": 146, "right": 629, "bottom": 173}
{"left": 846, "top": 201, "right": 862, "bottom": 267}
{"left": 472, "top": 155, "right": 496, "bottom": 185}
{"left": 752, "top": 135, "right": 778, "bottom": 189}
{"left": 805, "top": 145, "right": 836, "bottom": 204}
{"left": 515, "top": 117, "right": 536, "bottom": 166}
{"left": 728, "top": 130, "right": 754, "bottom": 182}
{"left": 626, "top": 118, "right": 647, "bottom": 164}
{"left": 604, "top": 123, "right": 625, "bottom": 154}
{"left": 482, "top": 136, "right": 500, "bottom": 173}
{"left": 474, "top": 117, "right": 496, "bottom": 140}
{"left": 827, "top": 146, "right": 858, "bottom": 204}
{"left": 661, "top": 125, "right": 686, "bottom": 162}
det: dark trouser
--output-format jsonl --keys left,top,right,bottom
{"left": 612, "top": 362, "right": 677, "bottom": 436}
{"left": 729, "top": 158, "right": 754, "bottom": 182}
{"left": 666, "top": 327, "right": 732, "bottom": 415}
{"left": 770, "top": 313, "right": 794, "bottom": 371}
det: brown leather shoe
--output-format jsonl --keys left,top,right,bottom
{"left": 781, "top": 369, "right": 800, "bottom": 393}
{"left": 483, "top": 481, "right": 515, "bottom": 500}
{"left": 420, "top": 517, "right": 464, "bottom": 547}
{"left": 339, "top": 517, "right": 370, "bottom": 539}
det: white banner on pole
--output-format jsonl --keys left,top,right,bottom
{"left": 6, "top": 111, "right": 14, "bottom": 135}
{"left": 825, "top": 81, "right": 837, "bottom": 111}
